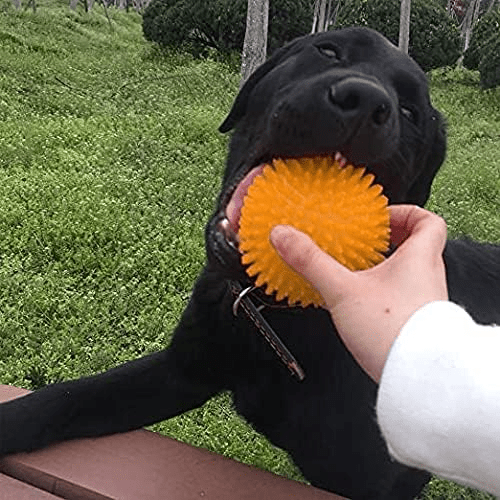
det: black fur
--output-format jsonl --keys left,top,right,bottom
{"left": 1, "top": 28, "right": 499, "bottom": 500}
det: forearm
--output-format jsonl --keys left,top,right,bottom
{"left": 377, "top": 301, "right": 500, "bottom": 496}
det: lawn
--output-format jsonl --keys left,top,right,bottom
{"left": 0, "top": 2, "right": 498, "bottom": 498}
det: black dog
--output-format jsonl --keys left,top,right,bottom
{"left": 1, "top": 28, "right": 499, "bottom": 500}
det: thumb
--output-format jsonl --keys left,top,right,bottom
{"left": 270, "top": 225, "right": 354, "bottom": 306}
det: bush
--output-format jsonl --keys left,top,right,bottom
{"left": 335, "top": 0, "right": 461, "bottom": 71}
{"left": 478, "top": 36, "right": 500, "bottom": 88}
{"left": 142, "top": 0, "right": 312, "bottom": 58}
{"left": 142, "top": 0, "right": 244, "bottom": 57}
{"left": 463, "top": 7, "right": 500, "bottom": 88}
{"left": 463, "top": 7, "right": 500, "bottom": 70}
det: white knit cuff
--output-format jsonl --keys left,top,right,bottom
{"left": 377, "top": 301, "right": 500, "bottom": 496}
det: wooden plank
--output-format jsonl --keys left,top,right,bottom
{"left": 0, "top": 472, "right": 61, "bottom": 500}
{"left": 0, "top": 385, "right": 342, "bottom": 500}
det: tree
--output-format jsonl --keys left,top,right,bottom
{"left": 463, "top": 5, "right": 500, "bottom": 87}
{"left": 461, "top": 0, "right": 482, "bottom": 56}
{"left": 398, "top": 0, "right": 411, "bottom": 54}
{"left": 240, "top": 0, "right": 269, "bottom": 84}
{"left": 312, "top": 0, "right": 336, "bottom": 33}
{"left": 335, "top": 0, "right": 461, "bottom": 70}
{"left": 486, "top": 0, "right": 500, "bottom": 13}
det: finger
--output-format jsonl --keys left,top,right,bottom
{"left": 389, "top": 205, "right": 447, "bottom": 254}
{"left": 389, "top": 205, "right": 426, "bottom": 247}
{"left": 270, "top": 225, "right": 354, "bottom": 302}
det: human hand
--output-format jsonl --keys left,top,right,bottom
{"left": 270, "top": 205, "right": 449, "bottom": 382}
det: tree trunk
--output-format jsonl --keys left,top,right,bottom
{"left": 312, "top": 0, "right": 326, "bottom": 33}
{"left": 485, "top": 0, "right": 499, "bottom": 14}
{"left": 460, "top": 0, "right": 481, "bottom": 60}
{"left": 240, "top": 0, "right": 269, "bottom": 86}
{"left": 312, "top": 0, "right": 335, "bottom": 33}
{"left": 399, "top": 0, "right": 411, "bottom": 54}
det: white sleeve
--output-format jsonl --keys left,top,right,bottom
{"left": 376, "top": 301, "right": 500, "bottom": 497}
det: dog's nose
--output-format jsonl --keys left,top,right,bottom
{"left": 329, "top": 77, "right": 392, "bottom": 126}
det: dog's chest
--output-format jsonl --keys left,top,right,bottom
{"left": 229, "top": 305, "right": 368, "bottom": 432}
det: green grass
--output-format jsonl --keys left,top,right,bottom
{"left": 0, "top": 1, "right": 234, "bottom": 385}
{"left": 0, "top": 3, "right": 498, "bottom": 498}
{"left": 427, "top": 67, "right": 500, "bottom": 243}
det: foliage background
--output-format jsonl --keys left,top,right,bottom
{"left": 335, "top": 0, "right": 461, "bottom": 70}
{"left": 142, "top": 0, "right": 312, "bottom": 58}
{"left": 463, "top": 6, "right": 500, "bottom": 88}
{"left": 141, "top": 0, "right": 464, "bottom": 71}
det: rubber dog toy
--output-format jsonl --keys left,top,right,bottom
{"left": 239, "top": 156, "right": 390, "bottom": 307}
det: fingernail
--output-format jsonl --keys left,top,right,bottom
{"left": 270, "top": 224, "right": 287, "bottom": 239}
{"left": 270, "top": 225, "right": 291, "bottom": 253}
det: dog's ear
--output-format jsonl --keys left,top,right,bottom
{"left": 219, "top": 38, "right": 306, "bottom": 133}
{"left": 405, "top": 110, "right": 447, "bottom": 207}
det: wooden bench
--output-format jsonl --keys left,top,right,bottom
{"left": 0, "top": 385, "right": 343, "bottom": 500}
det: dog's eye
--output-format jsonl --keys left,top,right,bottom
{"left": 400, "top": 106, "right": 418, "bottom": 125}
{"left": 316, "top": 43, "right": 340, "bottom": 61}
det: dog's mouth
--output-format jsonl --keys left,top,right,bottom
{"left": 216, "top": 152, "right": 354, "bottom": 254}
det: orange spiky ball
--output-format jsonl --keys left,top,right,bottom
{"left": 238, "top": 156, "right": 390, "bottom": 307}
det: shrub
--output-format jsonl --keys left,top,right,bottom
{"left": 335, "top": 0, "right": 461, "bottom": 71}
{"left": 463, "top": 7, "right": 500, "bottom": 88}
{"left": 463, "top": 7, "right": 500, "bottom": 70}
{"left": 142, "top": 0, "right": 312, "bottom": 57}
{"left": 478, "top": 35, "right": 500, "bottom": 88}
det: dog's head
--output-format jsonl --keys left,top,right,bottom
{"left": 207, "top": 27, "right": 446, "bottom": 281}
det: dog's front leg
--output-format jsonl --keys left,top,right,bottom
{"left": 0, "top": 279, "right": 228, "bottom": 456}
{"left": 1, "top": 351, "right": 218, "bottom": 456}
